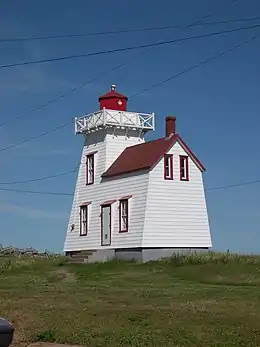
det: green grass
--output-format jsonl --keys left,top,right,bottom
{"left": 1, "top": 252, "right": 260, "bottom": 346}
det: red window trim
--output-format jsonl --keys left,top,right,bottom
{"left": 119, "top": 199, "right": 129, "bottom": 233}
{"left": 87, "top": 150, "right": 98, "bottom": 156}
{"left": 100, "top": 199, "right": 117, "bottom": 206}
{"left": 180, "top": 155, "right": 189, "bottom": 181}
{"left": 80, "top": 201, "right": 92, "bottom": 207}
{"left": 164, "top": 154, "right": 173, "bottom": 180}
{"left": 119, "top": 195, "right": 132, "bottom": 200}
{"left": 79, "top": 204, "right": 88, "bottom": 236}
{"left": 86, "top": 152, "right": 97, "bottom": 186}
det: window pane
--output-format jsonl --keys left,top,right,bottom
{"left": 165, "top": 155, "right": 172, "bottom": 178}
{"left": 122, "top": 216, "right": 127, "bottom": 230}
{"left": 120, "top": 200, "right": 128, "bottom": 231}
{"left": 180, "top": 157, "right": 188, "bottom": 179}
{"left": 87, "top": 155, "right": 94, "bottom": 183}
{"left": 80, "top": 206, "right": 88, "bottom": 235}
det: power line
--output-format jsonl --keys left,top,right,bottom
{"left": 0, "top": 60, "right": 134, "bottom": 128}
{"left": 206, "top": 179, "right": 260, "bottom": 191}
{"left": 0, "top": 3, "right": 223, "bottom": 128}
{"left": 0, "top": 0, "right": 248, "bottom": 194}
{"left": 0, "top": 121, "right": 72, "bottom": 152}
{"left": 0, "top": 24, "right": 259, "bottom": 70}
{"left": 0, "top": 1, "right": 237, "bottom": 187}
{"left": 0, "top": 187, "right": 73, "bottom": 196}
{"left": 0, "top": 178, "right": 259, "bottom": 196}
{"left": 129, "top": 33, "right": 260, "bottom": 98}
{"left": 1, "top": 16, "right": 259, "bottom": 43}
{"left": 0, "top": 29, "right": 258, "bottom": 153}
{"left": 0, "top": 167, "right": 79, "bottom": 185}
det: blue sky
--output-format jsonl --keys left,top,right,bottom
{"left": 0, "top": 0, "right": 259, "bottom": 253}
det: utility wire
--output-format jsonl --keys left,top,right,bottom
{"left": 0, "top": 0, "right": 238, "bottom": 185}
{"left": 0, "top": 28, "right": 257, "bottom": 154}
{"left": 0, "top": 3, "right": 222, "bottom": 128}
{"left": 0, "top": 167, "right": 79, "bottom": 185}
{"left": 1, "top": 16, "right": 259, "bottom": 43}
{"left": 0, "top": 0, "right": 240, "bottom": 129}
{"left": 0, "top": 0, "right": 245, "bottom": 194}
{"left": 0, "top": 122, "right": 72, "bottom": 152}
{"left": 0, "top": 60, "right": 135, "bottom": 128}
{"left": 129, "top": 33, "right": 260, "bottom": 98}
{"left": 0, "top": 178, "right": 259, "bottom": 196}
{"left": 206, "top": 179, "right": 260, "bottom": 191}
{"left": 0, "top": 24, "right": 259, "bottom": 70}
{"left": 0, "top": 187, "right": 73, "bottom": 196}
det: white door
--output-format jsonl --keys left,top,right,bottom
{"left": 101, "top": 205, "right": 111, "bottom": 246}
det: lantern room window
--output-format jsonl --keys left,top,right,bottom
{"left": 164, "top": 154, "right": 173, "bottom": 180}
{"left": 180, "top": 155, "right": 189, "bottom": 181}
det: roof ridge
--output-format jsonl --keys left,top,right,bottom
{"left": 102, "top": 132, "right": 205, "bottom": 179}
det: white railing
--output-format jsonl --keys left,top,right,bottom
{"left": 75, "top": 108, "right": 155, "bottom": 134}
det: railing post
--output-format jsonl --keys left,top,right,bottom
{"left": 74, "top": 117, "right": 77, "bottom": 134}
{"left": 103, "top": 107, "right": 106, "bottom": 125}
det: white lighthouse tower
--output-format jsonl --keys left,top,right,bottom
{"left": 64, "top": 85, "right": 211, "bottom": 263}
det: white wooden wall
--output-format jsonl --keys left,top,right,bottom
{"left": 142, "top": 141, "right": 212, "bottom": 248}
{"left": 64, "top": 130, "right": 147, "bottom": 252}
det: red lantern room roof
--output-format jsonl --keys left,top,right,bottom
{"left": 99, "top": 84, "right": 128, "bottom": 101}
{"left": 98, "top": 85, "right": 128, "bottom": 111}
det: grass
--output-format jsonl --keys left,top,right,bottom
{"left": 1, "top": 252, "right": 260, "bottom": 346}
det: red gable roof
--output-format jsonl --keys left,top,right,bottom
{"left": 102, "top": 134, "right": 205, "bottom": 179}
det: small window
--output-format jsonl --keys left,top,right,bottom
{"left": 164, "top": 154, "right": 173, "bottom": 180}
{"left": 80, "top": 205, "right": 88, "bottom": 236}
{"left": 119, "top": 199, "right": 129, "bottom": 232}
{"left": 180, "top": 155, "right": 189, "bottom": 181}
{"left": 86, "top": 154, "right": 94, "bottom": 185}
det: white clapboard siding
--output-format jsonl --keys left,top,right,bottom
{"left": 142, "top": 141, "right": 212, "bottom": 248}
{"left": 64, "top": 131, "right": 148, "bottom": 252}
{"left": 105, "top": 129, "right": 144, "bottom": 171}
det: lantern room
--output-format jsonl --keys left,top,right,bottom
{"left": 99, "top": 84, "right": 128, "bottom": 111}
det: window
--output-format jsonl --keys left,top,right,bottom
{"left": 180, "top": 155, "right": 189, "bottom": 181}
{"left": 119, "top": 199, "right": 129, "bottom": 232}
{"left": 164, "top": 154, "right": 173, "bottom": 180}
{"left": 86, "top": 153, "right": 95, "bottom": 185}
{"left": 80, "top": 205, "right": 88, "bottom": 236}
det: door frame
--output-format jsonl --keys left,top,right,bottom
{"left": 101, "top": 204, "right": 112, "bottom": 246}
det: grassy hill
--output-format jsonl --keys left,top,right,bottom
{"left": 1, "top": 252, "right": 260, "bottom": 347}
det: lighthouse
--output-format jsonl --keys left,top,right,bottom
{"left": 64, "top": 85, "right": 211, "bottom": 263}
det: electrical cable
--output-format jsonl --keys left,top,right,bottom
{"left": 1, "top": 16, "right": 259, "bottom": 43}
{"left": 0, "top": 187, "right": 73, "bottom": 196}
{"left": 0, "top": 178, "right": 259, "bottom": 196}
{"left": 0, "top": 167, "right": 79, "bottom": 185}
{"left": 129, "top": 33, "right": 260, "bottom": 98}
{"left": 0, "top": 30, "right": 258, "bottom": 154}
{"left": 0, "top": 3, "right": 223, "bottom": 128}
{"left": 0, "top": 60, "right": 135, "bottom": 128}
{"left": 0, "top": 0, "right": 248, "bottom": 191}
{"left": 0, "top": 24, "right": 259, "bottom": 70}
{"left": 0, "top": 121, "right": 72, "bottom": 152}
